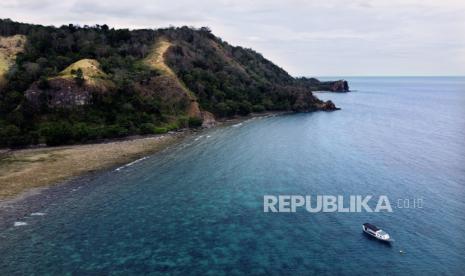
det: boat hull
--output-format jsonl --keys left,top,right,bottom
{"left": 362, "top": 226, "right": 392, "bottom": 242}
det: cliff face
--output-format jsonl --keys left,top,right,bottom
{"left": 25, "top": 78, "right": 104, "bottom": 107}
{"left": 325, "top": 80, "right": 349, "bottom": 92}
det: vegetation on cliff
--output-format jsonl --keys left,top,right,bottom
{"left": 296, "top": 77, "right": 349, "bottom": 92}
{"left": 0, "top": 34, "right": 26, "bottom": 89}
{"left": 0, "top": 19, "right": 340, "bottom": 148}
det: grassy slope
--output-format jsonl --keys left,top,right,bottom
{"left": 144, "top": 39, "right": 201, "bottom": 117}
{"left": 0, "top": 34, "right": 26, "bottom": 87}
{"left": 145, "top": 40, "right": 177, "bottom": 76}
{"left": 54, "top": 58, "right": 114, "bottom": 89}
{"left": 59, "top": 58, "right": 108, "bottom": 79}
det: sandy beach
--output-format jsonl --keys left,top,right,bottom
{"left": 0, "top": 132, "right": 186, "bottom": 201}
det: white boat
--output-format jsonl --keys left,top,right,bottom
{"left": 362, "top": 223, "right": 391, "bottom": 242}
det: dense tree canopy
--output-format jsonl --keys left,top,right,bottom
{"left": 0, "top": 19, "right": 332, "bottom": 148}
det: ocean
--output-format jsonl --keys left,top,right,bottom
{"left": 1, "top": 77, "right": 464, "bottom": 275}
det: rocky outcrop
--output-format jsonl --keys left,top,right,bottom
{"left": 296, "top": 77, "right": 350, "bottom": 92}
{"left": 318, "top": 100, "right": 340, "bottom": 111}
{"left": 25, "top": 78, "right": 108, "bottom": 108}
{"left": 201, "top": 111, "right": 216, "bottom": 128}
{"left": 327, "top": 80, "right": 349, "bottom": 92}
{"left": 277, "top": 86, "right": 339, "bottom": 112}
{"left": 24, "top": 58, "right": 115, "bottom": 108}
{"left": 202, "top": 111, "right": 217, "bottom": 128}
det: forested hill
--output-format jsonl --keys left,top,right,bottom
{"left": 0, "top": 19, "right": 344, "bottom": 148}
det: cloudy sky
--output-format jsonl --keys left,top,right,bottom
{"left": 1, "top": 0, "right": 464, "bottom": 76}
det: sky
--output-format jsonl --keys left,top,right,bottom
{"left": 1, "top": 0, "right": 464, "bottom": 76}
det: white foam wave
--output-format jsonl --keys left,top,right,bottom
{"left": 31, "top": 212, "right": 46, "bottom": 216}
{"left": 115, "top": 156, "right": 148, "bottom": 171}
{"left": 14, "top": 221, "right": 28, "bottom": 227}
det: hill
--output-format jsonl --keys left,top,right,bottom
{"left": 59, "top": 58, "right": 107, "bottom": 80}
{"left": 162, "top": 27, "right": 336, "bottom": 115}
{"left": 0, "top": 19, "right": 344, "bottom": 148}
{"left": 24, "top": 58, "right": 115, "bottom": 107}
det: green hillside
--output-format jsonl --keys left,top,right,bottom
{"left": 0, "top": 19, "right": 341, "bottom": 148}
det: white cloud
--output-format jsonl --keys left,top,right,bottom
{"left": 1, "top": 0, "right": 464, "bottom": 75}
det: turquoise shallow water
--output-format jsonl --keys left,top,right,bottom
{"left": 1, "top": 77, "right": 465, "bottom": 275}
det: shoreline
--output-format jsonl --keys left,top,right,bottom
{"left": 0, "top": 111, "right": 286, "bottom": 204}
{"left": 0, "top": 111, "right": 284, "bottom": 229}
{"left": 0, "top": 130, "right": 195, "bottom": 229}
{"left": 0, "top": 131, "right": 188, "bottom": 201}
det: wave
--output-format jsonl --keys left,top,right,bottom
{"left": 115, "top": 156, "right": 149, "bottom": 172}
{"left": 30, "top": 212, "right": 46, "bottom": 216}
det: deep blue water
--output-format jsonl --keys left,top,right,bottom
{"left": 1, "top": 77, "right": 465, "bottom": 275}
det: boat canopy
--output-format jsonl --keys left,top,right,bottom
{"left": 378, "top": 230, "right": 388, "bottom": 235}
{"left": 363, "top": 223, "right": 380, "bottom": 231}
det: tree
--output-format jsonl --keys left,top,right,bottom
{"left": 37, "top": 76, "right": 50, "bottom": 89}
{"left": 74, "top": 68, "right": 84, "bottom": 86}
{"left": 188, "top": 117, "right": 203, "bottom": 128}
{"left": 0, "top": 19, "right": 330, "bottom": 148}
{"left": 40, "top": 122, "right": 74, "bottom": 146}
{"left": 140, "top": 123, "right": 155, "bottom": 134}
{"left": 0, "top": 125, "right": 20, "bottom": 146}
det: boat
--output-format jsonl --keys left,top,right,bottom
{"left": 362, "top": 223, "right": 392, "bottom": 242}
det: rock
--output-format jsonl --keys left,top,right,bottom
{"left": 295, "top": 77, "right": 350, "bottom": 92}
{"left": 25, "top": 78, "right": 100, "bottom": 108}
{"left": 187, "top": 100, "right": 202, "bottom": 118}
{"left": 25, "top": 75, "right": 114, "bottom": 109}
{"left": 329, "top": 80, "right": 349, "bottom": 92}
{"left": 319, "top": 100, "right": 340, "bottom": 111}
{"left": 201, "top": 111, "right": 216, "bottom": 128}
